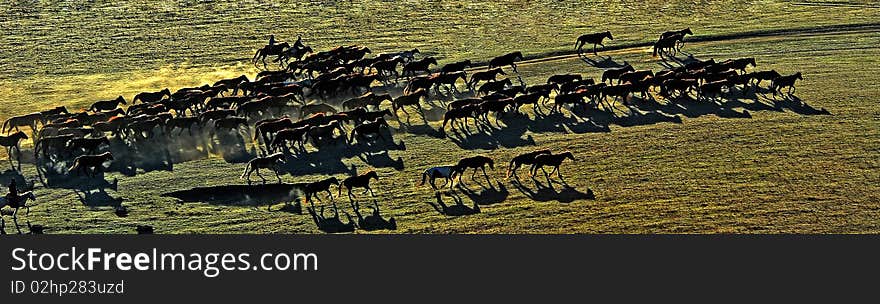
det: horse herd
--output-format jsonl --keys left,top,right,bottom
{"left": 0, "top": 27, "right": 804, "bottom": 233}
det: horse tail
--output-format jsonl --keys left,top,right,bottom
{"left": 1, "top": 118, "right": 9, "bottom": 133}
{"left": 652, "top": 45, "right": 658, "bottom": 57}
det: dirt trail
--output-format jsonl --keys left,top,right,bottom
{"left": 463, "top": 22, "right": 880, "bottom": 70}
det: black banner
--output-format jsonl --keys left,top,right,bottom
{"left": 1, "top": 235, "right": 878, "bottom": 302}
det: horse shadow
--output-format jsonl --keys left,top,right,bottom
{"left": 307, "top": 205, "right": 356, "bottom": 233}
{"left": 581, "top": 55, "right": 628, "bottom": 69}
{"left": 163, "top": 183, "right": 307, "bottom": 208}
{"left": 72, "top": 187, "right": 124, "bottom": 212}
{"left": 511, "top": 178, "right": 595, "bottom": 204}
{"left": 395, "top": 123, "right": 445, "bottom": 138}
{"left": 278, "top": 150, "right": 355, "bottom": 177}
{"left": 355, "top": 151, "right": 405, "bottom": 171}
{"left": 767, "top": 94, "right": 831, "bottom": 115}
{"left": 457, "top": 181, "right": 509, "bottom": 206}
{"left": 571, "top": 103, "right": 683, "bottom": 127}
{"left": 351, "top": 200, "right": 397, "bottom": 231}
{"left": 426, "top": 191, "right": 481, "bottom": 216}
{"left": 444, "top": 115, "right": 536, "bottom": 150}
{"left": 646, "top": 96, "right": 752, "bottom": 119}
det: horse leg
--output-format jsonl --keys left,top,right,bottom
{"left": 482, "top": 167, "right": 491, "bottom": 183}
{"left": 512, "top": 63, "right": 518, "bottom": 74}
{"left": 15, "top": 145, "right": 21, "bottom": 171}
{"left": 255, "top": 168, "right": 266, "bottom": 184}
{"left": 274, "top": 169, "right": 282, "bottom": 184}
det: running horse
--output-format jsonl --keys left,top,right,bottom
{"left": 488, "top": 51, "right": 524, "bottom": 73}
{"left": 253, "top": 42, "right": 291, "bottom": 69}
{"left": 575, "top": 31, "right": 613, "bottom": 56}
{"left": 0, "top": 131, "right": 28, "bottom": 171}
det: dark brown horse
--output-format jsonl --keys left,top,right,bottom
{"left": 468, "top": 68, "right": 507, "bottom": 89}
{"left": 770, "top": 72, "right": 803, "bottom": 96}
{"left": 89, "top": 96, "right": 126, "bottom": 112}
{"left": 454, "top": 155, "right": 494, "bottom": 184}
{"left": 132, "top": 88, "right": 170, "bottom": 104}
{"left": 601, "top": 64, "right": 635, "bottom": 84}
{"left": 392, "top": 89, "right": 429, "bottom": 115}
{"left": 348, "top": 118, "right": 391, "bottom": 144}
{"left": 339, "top": 171, "right": 379, "bottom": 202}
{"left": 0, "top": 131, "right": 28, "bottom": 170}
{"left": 303, "top": 177, "right": 340, "bottom": 206}
{"left": 488, "top": 51, "right": 524, "bottom": 73}
{"left": 440, "top": 60, "right": 472, "bottom": 75}
{"left": 576, "top": 31, "right": 613, "bottom": 55}
{"left": 506, "top": 149, "right": 551, "bottom": 179}
{"left": 530, "top": 151, "right": 574, "bottom": 179}
{"left": 240, "top": 152, "right": 285, "bottom": 184}
{"left": 68, "top": 152, "right": 113, "bottom": 177}
{"left": 402, "top": 57, "right": 438, "bottom": 77}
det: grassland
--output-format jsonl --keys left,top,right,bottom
{"left": 0, "top": 1, "right": 878, "bottom": 233}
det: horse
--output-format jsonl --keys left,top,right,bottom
{"left": 349, "top": 118, "right": 391, "bottom": 144}
{"left": 354, "top": 109, "right": 393, "bottom": 125}
{"left": 339, "top": 171, "right": 379, "bottom": 202}
{"left": 404, "top": 75, "right": 436, "bottom": 95}
{"left": 488, "top": 51, "right": 524, "bottom": 73}
{"left": 0, "top": 131, "right": 28, "bottom": 170}
{"left": 303, "top": 177, "right": 340, "bottom": 206}
{"left": 770, "top": 72, "right": 803, "bottom": 96}
{"left": 441, "top": 105, "right": 478, "bottom": 131}
{"left": 699, "top": 80, "right": 729, "bottom": 101}
{"left": 307, "top": 121, "right": 343, "bottom": 145}
{"left": 418, "top": 165, "right": 459, "bottom": 190}
{"left": 198, "top": 109, "right": 236, "bottom": 126}
{"left": 33, "top": 134, "right": 75, "bottom": 161}
{"left": 213, "top": 75, "right": 250, "bottom": 96}
{"left": 660, "top": 78, "right": 699, "bottom": 99}
{"left": 659, "top": 28, "right": 693, "bottom": 51}
{"left": 530, "top": 151, "right": 575, "bottom": 179}
{"left": 132, "top": 88, "right": 170, "bottom": 104}
{"left": 0, "top": 191, "right": 36, "bottom": 230}
{"left": 268, "top": 126, "right": 311, "bottom": 153}
{"left": 68, "top": 152, "right": 113, "bottom": 177}
{"left": 432, "top": 71, "right": 467, "bottom": 94}
{"left": 392, "top": 89, "right": 429, "bottom": 115}
{"left": 513, "top": 91, "right": 549, "bottom": 113}
{"left": 67, "top": 136, "right": 110, "bottom": 155}
{"left": 372, "top": 57, "right": 405, "bottom": 82}
{"left": 3, "top": 112, "right": 43, "bottom": 134}
{"left": 440, "top": 60, "right": 471, "bottom": 75}
{"left": 468, "top": 68, "right": 506, "bottom": 89}
{"left": 506, "top": 149, "right": 551, "bottom": 179}
{"left": 164, "top": 117, "right": 201, "bottom": 136}
{"left": 240, "top": 152, "right": 285, "bottom": 184}
{"left": 454, "top": 155, "right": 494, "bottom": 184}
{"left": 89, "top": 96, "right": 126, "bottom": 112}
{"left": 477, "top": 78, "right": 512, "bottom": 96}
{"left": 548, "top": 73, "right": 582, "bottom": 85}
{"left": 402, "top": 57, "right": 438, "bottom": 77}
{"left": 719, "top": 58, "right": 757, "bottom": 74}
{"left": 752, "top": 70, "right": 782, "bottom": 86}
{"left": 653, "top": 33, "right": 684, "bottom": 58}
{"left": 618, "top": 70, "right": 655, "bottom": 85}
{"left": 253, "top": 42, "right": 290, "bottom": 69}
{"left": 342, "top": 92, "right": 393, "bottom": 111}
{"left": 300, "top": 103, "right": 338, "bottom": 119}
{"left": 601, "top": 64, "right": 635, "bottom": 84}
{"left": 575, "top": 31, "right": 613, "bottom": 55}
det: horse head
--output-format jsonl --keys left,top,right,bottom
{"left": 795, "top": 72, "right": 803, "bottom": 80}
{"left": 605, "top": 31, "right": 614, "bottom": 40}
{"left": 563, "top": 151, "right": 575, "bottom": 161}
{"left": 427, "top": 57, "right": 438, "bottom": 65}
{"left": 161, "top": 88, "right": 171, "bottom": 96}
{"left": 683, "top": 28, "right": 693, "bottom": 35}
{"left": 116, "top": 96, "right": 127, "bottom": 105}
{"left": 367, "top": 170, "right": 379, "bottom": 181}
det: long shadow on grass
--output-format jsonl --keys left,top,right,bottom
{"left": 510, "top": 177, "right": 594, "bottom": 204}
{"left": 162, "top": 183, "right": 307, "bottom": 207}
{"left": 426, "top": 191, "right": 481, "bottom": 216}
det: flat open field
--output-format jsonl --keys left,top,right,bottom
{"left": 1, "top": 1, "right": 878, "bottom": 233}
